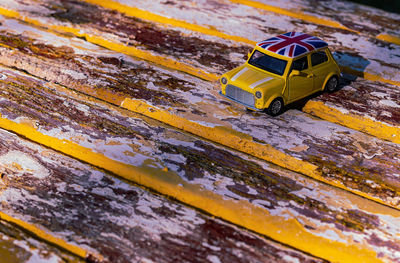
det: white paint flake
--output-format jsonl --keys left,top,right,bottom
{"left": 281, "top": 254, "right": 301, "bottom": 263}
{"left": 379, "top": 99, "right": 400, "bottom": 108}
{"left": 61, "top": 69, "right": 87, "bottom": 80}
{"left": 13, "top": 239, "right": 62, "bottom": 263}
{"left": 370, "top": 92, "right": 387, "bottom": 98}
{"left": 0, "top": 150, "right": 50, "bottom": 178}
{"left": 207, "top": 255, "right": 222, "bottom": 263}
{"left": 202, "top": 242, "right": 222, "bottom": 251}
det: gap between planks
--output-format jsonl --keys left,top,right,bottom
{"left": 0, "top": 0, "right": 398, "bottom": 242}
{"left": 0, "top": 108, "right": 387, "bottom": 263}
{"left": 0, "top": 2, "right": 397, "bottom": 262}
{"left": 0, "top": 61, "right": 397, "bottom": 261}
{"left": 0, "top": 5, "right": 399, "bottom": 145}
{"left": 227, "top": 0, "right": 400, "bottom": 46}
{"left": 51, "top": 0, "right": 400, "bottom": 144}
{"left": 80, "top": 0, "right": 400, "bottom": 87}
{"left": 0, "top": 211, "right": 103, "bottom": 262}
{"left": 0, "top": 4, "right": 398, "bottom": 88}
{"left": 0, "top": 8, "right": 398, "bottom": 210}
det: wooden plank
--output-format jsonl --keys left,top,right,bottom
{"left": 228, "top": 0, "right": 400, "bottom": 44}
{"left": 0, "top": 129, "right": 327, "bottom": 263}
{"left": 303, "top": 75, "right": 400, "bottom": 143}
{"left": 2, "top": 0, "right": 397, "bottom": 144}
{"left": 66, "top": 0, "right": 400, "bottom": 143}
{"left": 0, "top": 2, "right": 399, "bottom": 261}
{"left": 1, "top": 0, "right": 399, "bottom": 87}
{"left": 69, "top": 0, "right": 400, "bottom": 85}
{"left": 0, "top": 55, "right": 400, "bottom": 262}
{"left": 0, "top": 15, "right": 398, "bottom": 210}
{"left": 0, "top": 220, "right": 82, "bottom": 262}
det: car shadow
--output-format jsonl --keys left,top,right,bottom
{"left": 333, "top": 51, "right": 370, "bottom": 74}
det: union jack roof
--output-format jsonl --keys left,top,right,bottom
{"left": 257, "top": 32, "right": 328, "bottom": 58}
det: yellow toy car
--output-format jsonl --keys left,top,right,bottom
{"left": 220, "top": 32, "right": 340, "bottom": 116}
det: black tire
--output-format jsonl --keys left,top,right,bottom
{"left": 267, "top": 98, "right": 283, "bottom": 116}
{"left": 324, "top": 76, "right": 338, "bottom": 93}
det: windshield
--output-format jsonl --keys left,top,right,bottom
{"left": 248, "top": 50, "right": 288, "bottom": 76}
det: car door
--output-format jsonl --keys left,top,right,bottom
{"left": 310, "top": 49, "right": 330, "bottom": 91}
{"left": 287, "top": 55, "right": 313, "bottom": 102}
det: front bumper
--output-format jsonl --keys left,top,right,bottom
{"left": 219, "top": 91, "right": 262, "bottom": 111}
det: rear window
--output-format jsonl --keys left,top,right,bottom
{"left": 311, "top": 50, "right": 328, "bottom": 67}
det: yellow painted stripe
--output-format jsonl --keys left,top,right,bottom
{"left": 121, "top": 98, "right": 319, "bottom": 177}
{"left": 0, "top": 114, "right": 385, "bottom": 263}
{"left": 228, "top": 0, "right": 400, "bottom": 48}
{"left": 0, "top": 7, "right": 218, "bottom": 82}
{"left": 1, "top": 6, "right": 399, "bottom": 88}
{"left": 303, "top": 100, "right": 400, "bottom": 144}
{"left": 83, "top": 0, "right": 400, "bottom": 49}
{"left": 0, "top": 4, "right": 398, "bottom": 208}
{"left": 121, "top": 98, "right": 399, "bottom": 209}
{"left": 84, "top": 34, "right": 218, "bottom": 81}
{"left": 229, "top": 0, "right": 353, "bottom": 32}
{"left": 0, "top": 212, "right": 102, "bottom": 261}
{"left": 82, "top": 0, "right": 254, "bottom": 46}
{"left": 77, "top": 1, "right": 400, "bottom": 87}
{"left": 377, "top": 33, "right": 400, "bottom": 46}
{"left": 340, "top": 66, "right": 400, "bottom": 87}
{"left": 34, "top": 79, "right": 400, "bottom": 211}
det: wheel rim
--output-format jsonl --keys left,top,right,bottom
{"left": 271, "top": 100, "right": 282, "bottom": 115}
{"left": 327, "top": 77, "right": 337, "bottom": 91}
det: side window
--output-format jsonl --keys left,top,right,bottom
{"left": 291, "top": 56, "right": 308, "bottom": 71}
{"left": 311, "top": 50, "right": 328, "bottom": 67}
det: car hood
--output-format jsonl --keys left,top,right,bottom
{"left": 228, "top": 65, "right": 283, "bottom": 93}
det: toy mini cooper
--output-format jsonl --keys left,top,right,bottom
{"left": 220, "top": 32, "right": 340, "bottom": 116}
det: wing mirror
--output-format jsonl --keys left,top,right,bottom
{"left": 290, "top": 70, "right": 300, "bottom": 77}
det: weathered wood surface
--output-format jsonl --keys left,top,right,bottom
{"left": 71, "top": 0, "right": 400, "bottom": 82}
{"left": 0, "top": 220, "right": 81, "bottom": 263}
{"left": 230, "top": 0, "right": 400, "bottom": 40}
{"left": 0, "top": 128, "right": 329, "bottom": 263}
{"left": 73, "top": 0, "right": 400, "bottom": 140}
{"left": 2, "top": 0, "right": 400, "bottom": 84}
{"left": 0, "top": 14, "right": 398, "bottom": 210}
{"left": 303, "top": 75, "right": 400, "bottom": 142}
{"left": 1, "top": 46, "right": 400, "bottom": 262}
{"left": 0, "top": 0, "right": 399, "bottom": 262}
{"left": 1, "top": 0, "right": 398, "bottom": 144}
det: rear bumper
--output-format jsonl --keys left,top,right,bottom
{"left": 219, "top": 91, "right": 262, "bottom": 111}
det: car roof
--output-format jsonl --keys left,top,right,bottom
{"left": 256, "top": 32, "right": 328, "bottom": 58}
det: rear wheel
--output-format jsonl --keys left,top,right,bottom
{"left": 267, "top": 98, "right": 283, "bottom": 116}
{"left": 325, "top": 76, "right": 338, "bottom": 92}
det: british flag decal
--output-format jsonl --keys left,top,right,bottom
{"left": 257, "top": 32, "right": 328, "bottom": 58}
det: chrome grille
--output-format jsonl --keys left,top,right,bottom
{"left": 226, "top": 84, "right": 255, "bottom": 107}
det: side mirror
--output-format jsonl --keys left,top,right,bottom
{"left": 290, "top": 70, "right": 300, "bottom": 77}
{"left": 247, "top": 52, "right": 251, "bottom": 59}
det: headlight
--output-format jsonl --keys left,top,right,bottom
{"left": 255, "top": 91, "right": 262, "bottom": 99}
{"left": 221, "top": 77, "right": 227, "bottom": 85}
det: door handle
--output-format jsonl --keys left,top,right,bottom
{"left": 307, "top": 73, "right": 315, "bottom": 78}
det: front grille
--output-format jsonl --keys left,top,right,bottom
{"left": 226, "top": 84, "right": 255, "bottom": 107}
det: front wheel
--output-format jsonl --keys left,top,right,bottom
{"left": 324, "top": 76, "right": 338, "bottom": 93}
{"left": 267, "top": 98, "right": 283, "bottom": 116}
